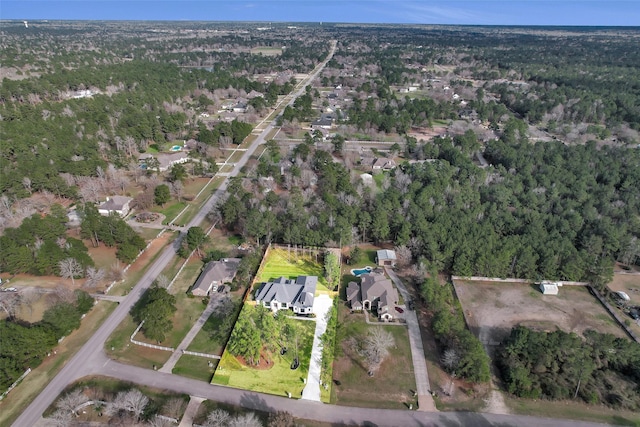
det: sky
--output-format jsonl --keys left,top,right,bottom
{"left": 2, "top": 1, "right": 640, "bottom": 26}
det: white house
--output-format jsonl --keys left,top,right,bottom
{"left": 98, "top": 196, "right": 132, "bottom": 217}
{"left": 255, "top": 276, "right": 317, "bottom": 314}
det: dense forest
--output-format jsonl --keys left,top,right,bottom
{"left": 498, "top": 326, "right": 640, "bottom": 409}
{"left": 0, "top": 291, "right": 94, "bottom": 390}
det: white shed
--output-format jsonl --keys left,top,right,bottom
{"left": 539, "top": 282, "right": 559, "bottom": 295}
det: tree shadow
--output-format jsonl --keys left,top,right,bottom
{"left": 239, "top": 392, "right": 273, "bottom": 413}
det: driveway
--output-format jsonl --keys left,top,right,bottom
{"left": 301, "top": 294, "right": 333, "bottom": 401}
{"left": 385, "top": 267, "right": 436, "bottom": 412}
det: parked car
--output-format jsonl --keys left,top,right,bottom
{"left": 217, "top": 285, "right": 226, "bottom": 293}
{"left": 395, "top": 306, "right": 404, "bottom": 313}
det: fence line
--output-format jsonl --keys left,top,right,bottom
{"left": 451, "top": 275, "right": 589, "bottom": 286}
{"left": 589, "top": 286, "right": 639, "bottom": 343}
{"left": 130, "top": 320, "right": 175, "bottom": 352}
{"left": 104, "top": 229, "right": 166, "bottom": 295}
{"left": 0, "top": 368, "right": 31, "bottom": 401}
{"left": 182, "top": 349, "right": 221, "bottom": 359}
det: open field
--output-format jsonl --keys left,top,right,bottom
{"left": 212, "top": 319, "right": 315, "bottom": 398}
{"left": 0, "top": 301, "right": 117, "bottom": 427}
{"left": 257, "top": 248, "right": 330, "bottom": 293}
{"left": 453, "top": 280, "right": 628, "bottom": 354}
{"left": 332, "top": 302, "right": 416, "bottom": 409}
{"left": 250, "top": 46, "right": 282, "bottom": 56}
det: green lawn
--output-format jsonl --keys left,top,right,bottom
{"left": 257, "top": 248, "right": 330, "bottom": 293}
{"left": 172, "top": 355, "right": 218, "bottom": 382}
{"left": 332, "top": 303, "right": 416, "bottom": 409}
{"left": 104, "top": 314, "right": 171, "bottom": 369}
{"left": 188, "top": 294, "right": 243, "bottom": 354}
{"left": 212, "top": 317, "right": 315, "bottom": 399}
{"left": 155, "top": 201, "right": 187, "bottom": 224}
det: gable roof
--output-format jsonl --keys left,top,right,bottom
{"left": 192, "top": 258, "right": 241, "bottom": 293}
{"left": 98, "top": 196, "right": 132, "bottom": 212}
{"left": 346, "top": 281, "right": 361, "bottom": 304}
{"left": 376, "top": 249, "right": 397, "bottom": 261}
{"left": 361, "top": 273, "right": 398, "bottom": 309}
{"left": 255, "top": 276, "right": 317, "bottom": 308}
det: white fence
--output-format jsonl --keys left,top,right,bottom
{"left": 0, "top": 368, "right": 31, "bottom": 401}
{"left": 130, "top": 320, "right": 174, "bottom": 352}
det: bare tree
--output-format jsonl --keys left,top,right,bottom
{"left": 148, "top": 415, "right": 175, "bottom": 427}
{"left": 155, "top": 274, "right": 171, "bottom": 289}
{"left": 58, "top": 258, "right": 83, "bottom": 286}
{"left": 204, "top": 409, "right": 232, "bottom": 427}
{"left": 84, "top": 266, "right": 106, "bottom": 289}
{"left": 441, "top": 348, "right": 460, "bottom": 372}
{"left": 52, "top": 284, "right": 77, "bottom": 305}
{"left": 394, "top": 245, "right": 413, "bottom": 269}
{"left": 56, "top": 389, "right": 88, "bottom": 416}
{"left": 20, "top": 287, "right": 39, "bottom": 317}
{"left": 171, "top": 181, "right": 184, "bottom": 202}
{"left": 162, "top": 397, "right": 185, "bottom": 419}
{"left": 0, "top": 292, "right": 21, "bottom": 319}
{"left": 106, "top": 389, "right": 149, "bottom": 421}
{"left": 108, "top": 261, "right": 127, "bottom": 282}
{"left": 360, "top": 327, "right": 395, "bottom": 376}
{"left": 46, "top": 409, "right": 73, "bottom": 427}
{"left": 267, "top": 411, "right": 296, "bottom": 427}
{"left": 22, "top": 176, "right": 32, "bottom": 194}
{"left": 229, "top": 412, "right": 263, "bottom": 427}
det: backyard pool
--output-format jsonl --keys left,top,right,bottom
{"left": 170, "top": 145, "right": 182, "bottom": 151}
{"left": 351, "top": 266, "right": 372, "bottom": 277}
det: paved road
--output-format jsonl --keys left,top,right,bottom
{"left": 13, "top": 41, "right": 337, "bottom": 427}
{"left": 95, "top": 354, "right": 612, "bottom": 427}
{"left": 386, "top": 267, "right": 436, "bottom": 412}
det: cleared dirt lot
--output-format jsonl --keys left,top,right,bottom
{"left": 607, "top": 267, "right": 640, "bottom": 336}
{"left": 453, "top": 280, "right": 628, "bottom": 354}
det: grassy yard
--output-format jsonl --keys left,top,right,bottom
{"left": 332, "top": 302, "right": 416, "bottom": 409}
{"left": 155, "top": 201, "right": 187, "bottom": 225}
{"left": 188, "top": 293, "right": 243, "bottom": 355}
{"left": 257, "top": 248, "right": 330, "bottom": 293}
{"left": 212, "top": 318, "right": 315, "bottom": 399}
{"left": 104, "top": 314, "right": 172, "bottom": 369}
{"left": 172, "top": 355, "right": 218, "bottom": 382}
{"left": 0, "top": 301, "right": 117, "bottom": 427}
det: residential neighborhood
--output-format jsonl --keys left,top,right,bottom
{"left": 1, "top": 17, "right": 639, "bottom": 427}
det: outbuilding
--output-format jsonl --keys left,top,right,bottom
{"left": 539, "top": 282, "right": 559, "bottom": 295}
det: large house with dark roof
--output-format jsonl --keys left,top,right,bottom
{"left": 190, "top": 258, "right": 241, "bottom": 296}
{"left": 255, "top": 276, "right": 317, "bottom": 314}
{"left": 347, "top": 272, "right": 399, "bottom": 321}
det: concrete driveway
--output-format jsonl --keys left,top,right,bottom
{"left": 301, "top": 294, "right": 333, "bottom": 401}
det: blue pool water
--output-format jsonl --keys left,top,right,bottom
{"left": 170, "top": 145, "right": 182, "bottom": 151}
{"left": 351, "top": 266, "right": 373, "bottom": 277}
